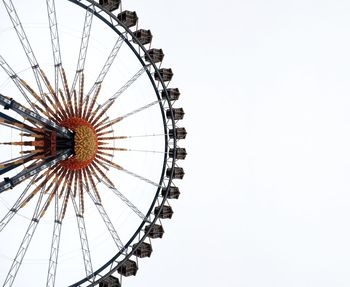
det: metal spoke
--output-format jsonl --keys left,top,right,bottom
{"left": 0, "top": 56, "right": 38, "bottom": 112}
{"left": 0, "top": 93, "right": 72, "bottom": 139}
{"left": 98, "top": 133, "right": 166, "bottom": 140}
{"left": 0, "top": 154, "right": 35, "bottom": 167}
{"left": 95, "top": 99, "right": 160, "bottom": 131}
{"left": 0, "top": 121, "right": 26, "bottom": 133}
{"left": 114, "top": 166, "right": 161, "bottom": 187}
{"left": 96, "top": 156, "right": 160, "bottom": 188}
{"left": 2, "top": 184, "right": 52, "bottom": 287}
{"left": 86, "top": 190, "right": 124, "bottom": 251}
{"left": 100, "top": 179, "right": 147, "bottom": 221}
{"left": 102, "top": 65, "right": 150, "bottom": 107}
{"left": 109, "top": 148, "right": 165, "bottom": 154}
{"left": 46, "top": 186, "right": 66, "bottom": 287}
{"left": 86, "top": 35, "right": 124, "bottom": 100}
{"left": 3, "top": 222, "right": 39, "bottom": 287}
{"left": 0, "top": 175, "right": 38, "bottom": 232}
{"left": 46, "top": 217, "right": 62, "bottom": 287}
{"left": 126, "top": 133, "right": 166, "bottom": 138}
{"left": 46, "top": 0, "right": 62, "bottom": 94}
{"left": 2, "top": 0, "right": 47, "bottom": 102}
{"left": 70, "top": 193, "right": 93, "bottom": 277}
{"left": 70, "top": 9, "right": 93, "bottom": 94}
{"left": 0, "top": 122, "right": 31, "bottom": 133}
{"left": 0, "top": 150, "right": 71, "bottom": 194}
{"left": 0, "top": 153, "right": 39, "bottom": 176}
{"left": 0, "top": 111, "right": 39, "bottom": 134}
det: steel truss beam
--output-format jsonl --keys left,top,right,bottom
{"left": 2, "top": 184, "right": 53, "bottom": 287}
{"left": 0, "top": 56, "right": 38, "bottom": 112}
{"left": 46, "top": 0, "right": 62, "bottom": 94}
{"left": 102, "top": 65, "right": 149, "bottom": 106}
{"left": 70, "top": 9, "right": 93, "bottom": 94}
{"left": 66, "top": 1, "right": 172, "bottom": 286}
{"left": 46, "top": 218, "right": 62, "bottom": 287}
{"left": 96, "top": 100, "right": 160, "bottom": 131}
{"left": 100, "top": 180, "right": 146, "bottom": 221}
{"left": 2, "top": 0, "right": 48, "bottom": 102}
{"left": 46, "top": 188, "right": 67, "bottom": 287}
{"left": 0, "top": 175, "right": 38, "bottom": 232}
{"left": 86, "top": 36, "right": 124, "bottom": 100}
{"left": 71, "top": 194, "right": 93, "bottom": 277}
{"left": 86, "top": 191, "right": 124, "bottom": 251}
{"left": 0, "top": 153, "right": 39, "bottom": 176}
{"left": 102, "top": 160, "right": 160, "bottom": 188}
{"left": 0, "top": 93, "right": 72, "bottom": 138}
{"left": 45, "top": 0, "right": 72, "bottom": 104}
{"left": 0, "top": 150, "right": 70, "bottom": 193}
{"left": 0, "top": 111, "right": 39, "bottom": 134}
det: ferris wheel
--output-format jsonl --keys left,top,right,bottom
{"left": 0, "top": 0, "right": 186, "bottom": 286}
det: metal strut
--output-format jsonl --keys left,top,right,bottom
{"left": 46, "top": 218, "right": 62, "bottom": 287}
{"left": 46, "top": 0, "right": 62, "bottom": 94}
{"left": 46, "top": 186, "right": 66, "bottom": 287}
{"left": 0, "top": 175, "right": 38, "bottom": 233}
{"left": 2, "top": 0, "right": 38, "bottom": 67}
{"left": 101, "top": 160, "right": 161, "bottom": 188}
{"left": 0, "top": 93, "right": 72, "bottom": 138}
{"left": 0, "top": 111, "right": 40, "bottom": 134}
{"left": 45, "top": 0, "right": 72, "bottom": 105}
{"left": 2, "top": 0, "right": 47, "bottom": 102}
{"left": 70, "top": 9, "right": 93, "bottom": 94}
{"left": 86, "top": 191, "right": 124, "bottom": 251}
{"left": 102, "top": 65, "right": 150, "bottom": 106}
{"left": 86, "top": 35, "right": 124, "bottom": 100}
{"left": 0, "top": 150, "right": 71, "bottom": 193}
{"left": 100, "top": 179, "right": 147, "bottom": 221}
{"left": 96, "top": 100, "right": 161, "bottom": 131}
{"left": 0, "top": 56, "right": 38, "bottom": 112}
{"left": 70, "top": 194, "right": 93, "bottom": 277}
{"left": 2, "top": 185, "right": 51, "bottom": 287}
{"left": 0, "top": 153, "right": 39, "bottom": 176}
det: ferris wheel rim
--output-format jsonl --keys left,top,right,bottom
{"left": 65, "top": 1, "right": 179, "bottom": 286}
{"left": 0, "top": 0, "right": 184, "bottom": 286}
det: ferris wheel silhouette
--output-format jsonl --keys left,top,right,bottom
{"left": 0, "top": 0, "right": 186, "bottom": 286}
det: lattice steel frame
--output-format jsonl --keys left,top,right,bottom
{"left": 64, "top": 1, "right": 179, "bottom": 286}
{"left": 0, "top": 0, "right": 182, "bottom": 285}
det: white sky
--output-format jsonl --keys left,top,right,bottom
{"left": 2, "top": 0, "right": 350, "bottom": 286}
{"left": 126, "top": 0, "right": 350, "bottom": 287}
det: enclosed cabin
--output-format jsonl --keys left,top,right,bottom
{"left": 155, "top": 68, "right": 173, "bottom": 82}
{"left": 169, "top": 127, "right": 187, "bottom": 140}
{"left": 146, "top": 49, "right": 164, "bottom": 63}
{"left": 117, "top": 259, "right": 138, "bottom": 277}
{"left": 155, "top": 205, "right": 174, "bottom": 219}
{"left": 99, "top": 275, "right": 120, "bottom": 287}
{"left": 167, "top": 167, "right": 185, "bottom": 179}
{"left": 169, "top": 148, "right": 187, "bottom": 160}
{"left": 133, "top": 29, "right": 153, "bottom": 45}
{"left": 145, "top": 224, "right": 164, "bottom": 238}
{"left": 133, "top": 242, "right": 153, "bottom": 258}
{"left": 99, "top": 0, "right": 120, "bottom": 12}
{"left": 162, "top": 88, "right": 180, "bottom": 101}
{"left": 162, "top": 186, "right": 180, "bottom": 199}
{"left": 166, "top": 108, "right": 185, "bottom": 121}
{"left": 117, "top": 10, "right": 138, "bottom": 28}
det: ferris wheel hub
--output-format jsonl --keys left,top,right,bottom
{"left": 74, "top": 126, "right": 97, "bottom": 161}
{"left": 59, "top": 117, "right": 98, "bottom": 170}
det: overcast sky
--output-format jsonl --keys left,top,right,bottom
{"left": 126, "top": 0, "right": 350, "bottom": 287}
{"left": 2, "top": 0, "right": 350, "bottom": 286}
